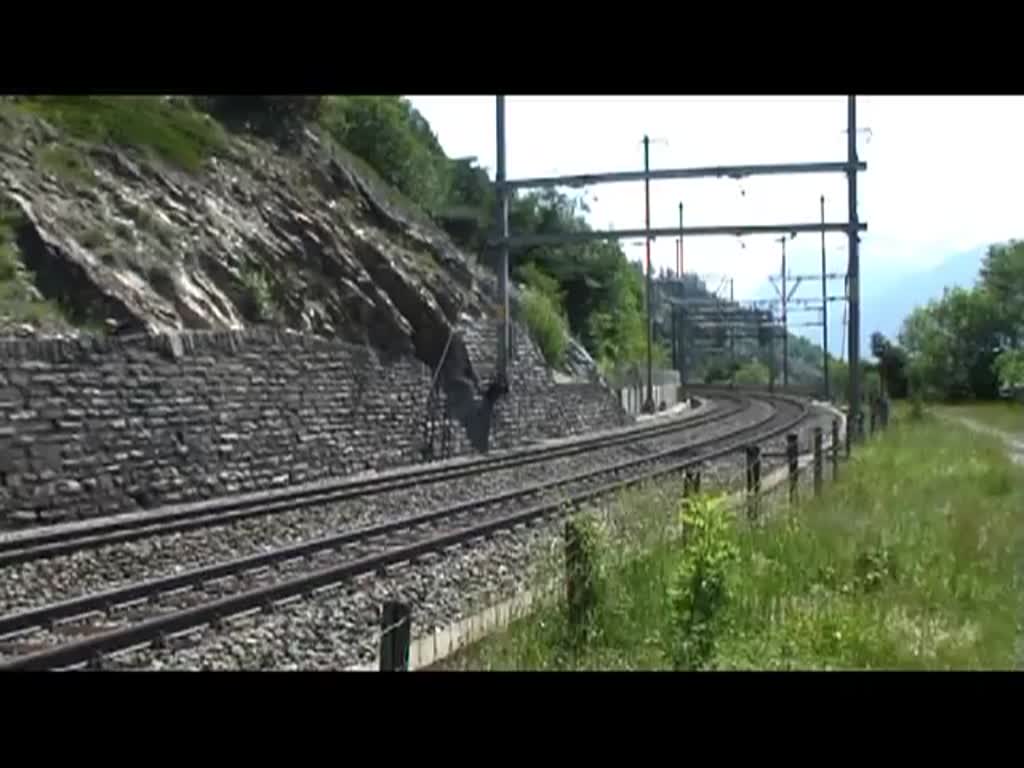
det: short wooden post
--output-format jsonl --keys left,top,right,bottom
{"left": 831, "top": 419, "right": 840, "bottom": 481}
{"left": 813, "top": 427, "right": 823, "bottom": 496}
{"left": 745, "top": 445, "right": 761, "bottom": 519}
{"left": 683, "top": 470, "right": 694, "bottom": 496}
{"left": 379, "top": 601, "right": 411, "bottom": 672}
{"left": 565, "top": 517, "right": 596, "bottom": 646}
{"left": 787, "top": 432, "right": 799, "bottom": 505}
{"left": 692, "top": 470, "right": 701, "bottom": 494}
{"left": 869, "top": 404, "right": 877, "bottom": 436}
{"left": 880, "top": 398, "right": 890, "bottom": 429}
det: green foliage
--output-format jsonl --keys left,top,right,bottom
{"left": 897, "top": 239, "right": 1024, "bottom": 403}
{"left": 665, "top": 496, "right": 738, "bottom": 670}
{"left": 0, "top": 205, "right": 68, "bottom": 327}
{"left": 733, "top": 359, "right": 770, "bottom": 386}
{"left": 901, "top": 286, "right": 1004, "bottom": 401}
{"left": 521, "top": 286, "right": 568, "bottom": 368}
{"left": 509, "top": 190, "right": 654, "bottom": 371}
{"left": 979, "top": 240, "right": 1024, "bottom": 346}
{"left": 320, "top": 96, "right": 451, "bottom": 215}
{"left": 200, "top": 95, "right": 323, "bottom": 136}
{"left": 456, "top": 417, "right": 1024, "bottom": 670}
{"left": 15, "top": 96, "right": 226, "bottom": 172}
{"left": 564, "top": 514, "right": 604, "bottom": 650}
{"left": 239, "top": 266, "right": 276, "bottom": 323}
{"left": 994, "top": 349, "right": 1024, "bottom": 390}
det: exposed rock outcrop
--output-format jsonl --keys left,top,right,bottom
{"left": 0, "top": 106, "right": 490, "bottom": 379}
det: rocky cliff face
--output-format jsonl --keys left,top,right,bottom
{"left": 0, "top": 103, "right": 491, "bottom": 377}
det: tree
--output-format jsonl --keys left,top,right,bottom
{"left": 900, "top": 286, "right": 1003, "bottom": 401}
{"left": 320, "top": 96, "right": 451, "bottom": 213}
{"left": 733, "top": 359, "right": 770, "bottom": 386}
{"left": 978, "top": 240, "right": 1024, "bottom": 348}
{"left": 995, "top": 349, "right": 1024, "bottom": 393}
{"left": 200, "top": 96, "right": 323, "bottom": 139}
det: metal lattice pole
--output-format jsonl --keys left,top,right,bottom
{"left": 846, "top": 95, "right": 862, "bottom": 445}
{"left": 643, "top": 135, "right": 655, "bottom": 413}
{"left": 495, "top": 96, "right": 510, "bottom": 385}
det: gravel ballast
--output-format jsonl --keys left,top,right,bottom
{"left": 84, "top": 404, "right": 839, "bottom": 671}
{"left": 0, "top": 400, "right": 777, "bottom": 616}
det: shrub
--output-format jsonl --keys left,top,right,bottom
{"left": 734, "top": 359, "right": 771, "bottom": 386}
{"left": 664, "top": 495, "right": 739, "bottom": 670}
{"left": 521, "top": 287, "right": 568, "bottom": 368}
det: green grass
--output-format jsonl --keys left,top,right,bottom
{"left": 453, "top": 415, "right": 1024, "bottom": 670}
{"left": 14, "top": 96, "right": 226, "bottom": 172}
{"left": 935, "top": 401, "right": 1024, "bottom": 435}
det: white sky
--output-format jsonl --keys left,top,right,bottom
{"left": 407, "top": 96, "right": 1024, "bottom": 301}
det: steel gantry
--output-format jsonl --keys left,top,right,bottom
{"left": 492, "top": 96, "right": 867, "bottom": 434}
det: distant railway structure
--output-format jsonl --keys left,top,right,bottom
{"left": 491, "top": 96, "right": 867, "bottom": 444}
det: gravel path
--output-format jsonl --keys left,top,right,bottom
{"left": 86, "top": 404, "right": 836, "bottom": 671}
{"left": 0, "top": 400, "right": 774, "bottom": 616}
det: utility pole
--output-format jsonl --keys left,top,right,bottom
{"left": 778, "top": 236, "right": 789, "bottom": 388}
{"left": 495, "top": 96, "right": 510, "bottom": 385}
{"left": 679, "top": 306, "right": 686, "bottom": 385}
{"left": 643, "top": 135, "right": 655, "bottom": 414}
{"left": 729, "top": 277, "right": 735, "bottom": 372}
{"left": 846, "top": 96, "right": 862, "bottom": 441}
{"left": 678, "top": 202, "right": 684, "bottom": 277}
{"left": 820, "top": 194, "right": 830, "bottom": 400}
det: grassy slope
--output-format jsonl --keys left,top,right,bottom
{"left": 453, "top": 413, "right": 1024, "bottom": 670}
{"left": 14, "top": 96, "right": 226, "bottom": 172}
{"left": 935, "top": 402, "right": 1024, "bottom": 435}
{"left": 1, "top": 97, "right": 230, "bottom": 329}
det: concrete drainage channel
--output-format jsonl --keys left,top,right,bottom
{"left": 348, "top": 401, "right": 847, "bottom": 672}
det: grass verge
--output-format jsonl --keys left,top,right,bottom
{"left": 14, "top": 96, "right": 226, "bottom": 172}
{"left": 453, "top": 414, "right": 1024, "bottom": 670}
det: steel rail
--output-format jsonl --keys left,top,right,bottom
{"left": 0, "top": 395, "right": 747, "bottom": 566}
{"left": 0, "top": 394, "right": 808, "bottom": 671}
{"left": 0, "top": 395, "right": 779, "bottom": 639}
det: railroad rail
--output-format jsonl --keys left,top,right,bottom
{"left": 0, "top": 393, "right": 747, "bottom": 567}
{"left": 0, "top": 392, "right": 809, "bottom": 671}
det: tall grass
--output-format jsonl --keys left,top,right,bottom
{"left": 456, "top": 416, "right": 1024, "bottom": 670}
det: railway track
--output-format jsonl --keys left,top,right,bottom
{"left": 0, "top": 393, "right": 745, "bottom": 568}
{"left": 0, "top": 392, "right": 808, "bottom": 671}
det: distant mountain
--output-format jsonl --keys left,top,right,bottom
{"left": 860, "top": 245, "right": 986, "bottom": 351}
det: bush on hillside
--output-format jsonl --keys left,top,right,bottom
{"left": 733, "top": 359, "right": 770, "bottom": 386}
{"left": 320, "top": 96, "right": 450, "bottom": 214}
{"left": 521, "top": 287, "right": 568, "bottom": 368}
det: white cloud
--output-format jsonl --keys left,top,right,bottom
{"left": 408, "top": 95, "right": 1024, "bottom": 300}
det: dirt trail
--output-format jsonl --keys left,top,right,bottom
{"left": 938, "top": 415, "right": 1024, "bottom": 466}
